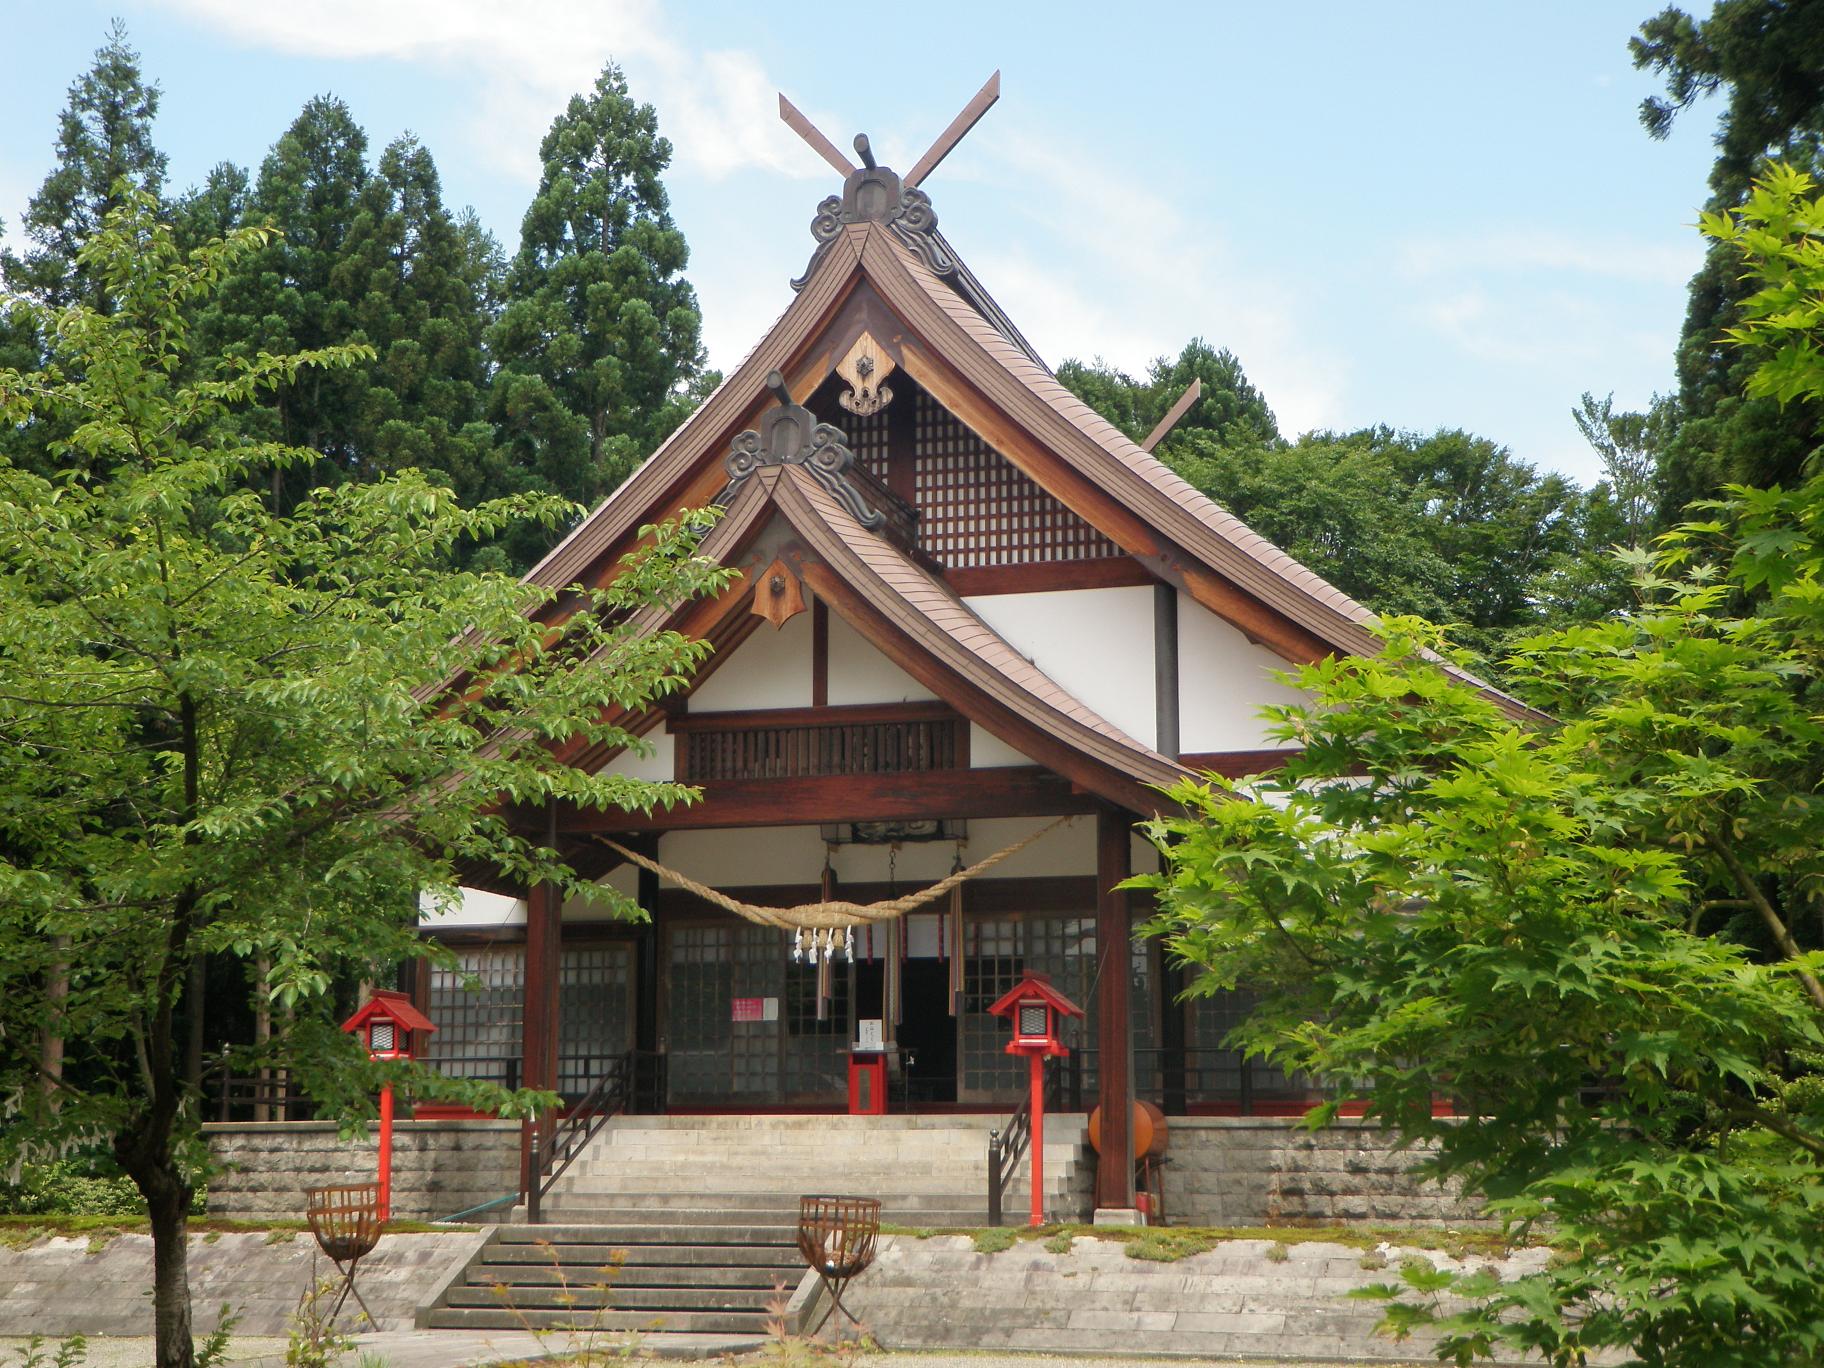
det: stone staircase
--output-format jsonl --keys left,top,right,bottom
{"left": 542, "top": 1113, "right": 1094, "bottom": 1227}
{"left": 422, "top": 1113, "right": 1091, "bottom": 1335}
{"left": 421, "top": 1222, "right": 797, "bottom": 1336}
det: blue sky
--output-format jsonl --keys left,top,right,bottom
{"left": 2, "top": 2, "right": 1720, "bottom": 486}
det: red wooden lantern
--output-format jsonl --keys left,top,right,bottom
{"left": 987, "top": 971, "right": 1084, "bottom": 1226}
{"left": 341, "top": 991, "right": 435, "bottom": 1219}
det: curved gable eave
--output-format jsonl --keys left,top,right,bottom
{"left": 520, "top": 228, "right": 871, "bottom": 595}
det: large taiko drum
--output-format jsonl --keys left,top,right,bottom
{"left": 1088, "top": 1100, "right": 1168, "bottom": 1159}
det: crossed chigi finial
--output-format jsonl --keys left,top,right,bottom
{"left": 779, "top": 71, "right": 1000, "bottom": 186}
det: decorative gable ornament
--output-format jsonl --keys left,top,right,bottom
{"left": 723, "top": 371, "right": 887, "bottom": 530}
{"left": 794, "top": 135, "right": 955, "bottom": 291}
{"left": 837, "top": 332, "right": 896, "bottom": 418}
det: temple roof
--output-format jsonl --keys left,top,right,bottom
{"left": 501, "top": 130, "right": 1545, "bottom": 831}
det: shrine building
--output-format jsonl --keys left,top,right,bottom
{"left": 409, "top": 81, "right": 1523, "bottom": 1210}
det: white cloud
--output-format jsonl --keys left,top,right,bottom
{"left": 953, "top": 120, "right": 1350, "bottom": 437}
{"left": 148, "top": 0, "right": 822, "bottom": 184}
{"left": 1399, "top": 229, "right": 1700, "bottom": 288}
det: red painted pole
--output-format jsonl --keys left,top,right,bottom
{"left": 1029, "top": 1052, "right": 1045, "bottom": 1228}
{"left": 377, "top": 1080, "right": 394, "bottom": 1221}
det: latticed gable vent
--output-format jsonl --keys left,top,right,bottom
{"left": 822, "top": 388, "right": 1122, "bottom": 570}
{"left": 913, "top": 391, "right": 1121, "bottom": 569}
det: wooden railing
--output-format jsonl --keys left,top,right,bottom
{"left": 671, "top": 702, "right": 966, "bottom": 782}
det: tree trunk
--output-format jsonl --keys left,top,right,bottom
{"left": 254, "top": 955, "right": 272, "bottom": 1124}
{"left": 147, "top": 1166, "right": 195, "bottom": 1368}
{"left": 185, "top": 957, "right": 206, "bottom": 1092}
{"left": 118, "top": 1135, "right": 196, "bottom": 1368}
{"left": 40, "top": 935, "right": 68, "bottom": 1107}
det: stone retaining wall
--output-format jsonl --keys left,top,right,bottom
{"left": 1161, "top": 1117, "right": 1482, "bottom": 1226}
{"left": 203, "top": 1120, "right": 520, "bottom": 1223}
{"left": 843, "top": 1232, "right": 1544, "bottom": 1360}
{"left": 0, "top": 1229, "right": 487, "bottom": 1336}
{"left": 202, "top": 1115, "right": 1479, "bottom": 1228}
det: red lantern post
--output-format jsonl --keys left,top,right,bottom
{"left": 987, "top": 971, "right": 1084, "bottom": 1227}
{"left": 340, "top": 991, "right": 436, "bottom": 1220}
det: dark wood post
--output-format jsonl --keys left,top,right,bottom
{"left": 1153, "top": 582, "right": 1179, "bottom": 759}
{"left": 1096, "top": 808, "right": 1135, "bottom": 1211}
{"left": 521, "top": 804, "right": 562, "bottom": 1194}
{"left": 635, "top": 848, "right": 661, "bottom": 1111}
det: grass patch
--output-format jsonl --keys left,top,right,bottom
{"left": 0, "top": 1214, "right": 450, "bottom": 1245}
{"left": 970, "top": 1228, "right": 1017, "bottom": 1255}
{"left": 1126, "top": 1230, "right": 1219, "bottom": 1263}
{"left": 1042, "top": 1231, "right": 1074, "bottom": 1254}
{"left": 1265, "top": 1240, "right": 1291, "bottom": 1263}
{"left": 878, "top": 1221, "right": 1529, "bottom": 1263}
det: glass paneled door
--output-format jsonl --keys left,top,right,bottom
{"left": 664, "top": 921, "right": 849, "bottom": 1106}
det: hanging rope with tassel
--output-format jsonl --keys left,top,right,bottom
{"left": 816, "top": 850, "right": 837, "bottom": 1021}
{"left": 884, "top": 847, "right": 902, "bottom": 1029}
{"left": 592, "top": 814, "right": 1076, "bottom": 931}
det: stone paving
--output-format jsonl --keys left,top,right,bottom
{"left": 0, "top": 1336, "right": 1435, "bottom": 1366}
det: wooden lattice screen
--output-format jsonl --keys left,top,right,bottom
{"left": 912, "top": 391, "right": 1121, "bottom": 569}
{"left": 816, "top": 388, "right": 1122, "bottom": 571}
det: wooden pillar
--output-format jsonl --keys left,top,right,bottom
{"left": 1153, "top": 582, "right": 1179, "bottom": 759}
{"left": 1095, "top": 808, "right": 1135, "bottom": 1211}
{"left": 635, "top": 851, "right": 661, "bottom": 1112}
{"left": 521, "top": 807, "right": 562, "bottom": 1188}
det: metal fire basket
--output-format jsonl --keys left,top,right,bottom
{"left": 796, "top": 1194, "right": 880, "bottom": 1334}
{"left": 304, "top": 1182, "right": 384, "bottom": 1329}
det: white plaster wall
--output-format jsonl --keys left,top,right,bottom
{"left": 969, "top": 722, "right": 1032, "bottom": 768}
{"left": 419, "top": 886, "right": 525, "bottom": 929}
{"left": 562, "top": 863, "right": 641, "bottom": 922}
{"left": 690, "top": 610, "right": 811, "bottom": 710}
{"left": 599, "top": 730, "right": 674, "bottom": 781}
{"left": 1176, "top": 590, "right": 1310, "bottom": 752}
{"left": 826, "top": 609, "right": 937, "bottom": 705}
{"left": 966, "top": 586, "right": 1156, "bottom": 744}
{"left": 651, "top": 815, "right": 1094, "bottom": 889}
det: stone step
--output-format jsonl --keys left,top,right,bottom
{"left": 423, "top": 1306, "right": 770, "bottom": 1335}
{"left": 445, "top": 1284, "right": 777, "bottom": 1313}
{"left": 542, "top": 1195, "right": 1079, "bottom": 1219}
{"left": 601, "top": 1114, "right": 1044, "bottom": 1128}
{"left": 585, "top": 1132, "right": 1086, "bottom": 1148}
{"left": 481, "top": 1243, "right": 799, "bottom": 1270}
{"left": 471, "top": 1263, "right": 789, "bottom": 1290}
{"left": 537, "top": 1205, "right": 1003, "bottom": 1228}
{"left": 496, "top": 1222, "right": 799, "bottom": 1244}
{"left": 572, "top": 1154, "right": 1081, "bottom": 1171}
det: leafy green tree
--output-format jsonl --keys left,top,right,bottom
{"left": 0, "top": 20, "right": 167, "bottom": 313}
{"left": 1532, "top": 392, "right": 1678, "bottom": 624}
{"left": 1140, "top": 165, "right": 1824, "bottom": 1367}
{"left": 330, "top": 134, "right": 499, "bottom": 492}
{"left": 1167, "top": 425, "right": 1584, "bottom": 656}
{"left": 0, "top": 191, "right": 727, "bottom": 1368}
{"left": 1632, "top": 1, "right": 1824, "bottom": 512}
{"left": 1058, "top": 338, "right": 1278, "bottom": 450}
{"left": 198, "top": 95, "right": 371, "bottom": 505}
{"left": 1142, "top": 616, "right": 1824, "bottom": 1365}
{"left": 170, "top": 162, "right": 249, "bottom": 253}
{"left": 490, "top": 62, "right": 708, "bottom": 509}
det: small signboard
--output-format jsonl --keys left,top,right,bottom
{"left": 856, "top": 1018, "right": 884, "bottom": 1051}
{"left": 762, "top": 997, "right": 779, "bottom": 1022}
{"left": 732, "top": 997, "right": 764, "bottom": 1022}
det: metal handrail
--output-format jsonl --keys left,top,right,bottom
{"left": 528, "top": 1049, "right": 655, "bottom": 1223}
{"left": 985, "top": 1090, "right": 1033, "bottom": 1229}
